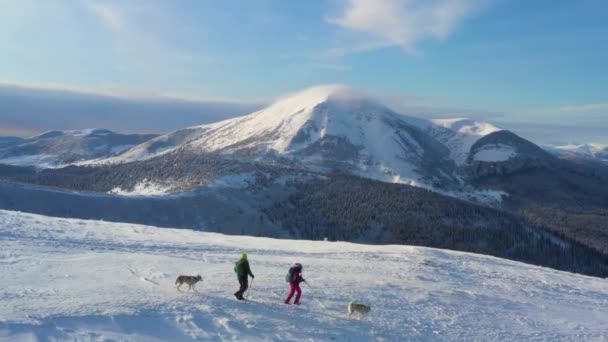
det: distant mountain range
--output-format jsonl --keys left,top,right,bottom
{"left": 543, "top": 143, "right": 608, "bottom": 165}
{"left": 1, "top": 85, "right": 607, "bottom": 276}
{"left": 3, "top": 85, "right": 605, "bottom": 172}
{"left": 0, "top": 129, "right": 158, "bottom": 168}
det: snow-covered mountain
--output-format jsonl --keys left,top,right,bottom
{"left": 428, "top": 118, "right": 501, "bottom": 165}
{"left": 110, "top": 85, "right": 457, "bottom": 186}
{"left": 101, "top": 85, "right": 511, "bottom": 190}
{"left": 466, "top": 130, "right": 557, "bottom": 177}
{"left": 1, "top": 210, "right": 607, "bottom": 341}
{"left": 0, "top": 129, "right": 158, "bottom": 168}
{"left": 544, "top": 143, "right": 608, "bottom": 165}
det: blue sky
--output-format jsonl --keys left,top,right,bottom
{"left": 0, "top": 0, "right": 607, "bottom": 144}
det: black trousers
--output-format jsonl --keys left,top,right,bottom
{"left": 235, "top": 276, "right": 248, "bottom": 298}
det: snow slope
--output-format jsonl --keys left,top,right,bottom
{"left": 1, "top": 210, "right": 607, "bottom": 341}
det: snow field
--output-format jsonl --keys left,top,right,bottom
{"left": 473, "top": 144, "right": 518, "bottom": 162}
{"left": 1, "top": 210, "right": 608, "bottom": 341}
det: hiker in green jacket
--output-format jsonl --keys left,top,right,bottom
{"left": 234, "top": 253, "right": 255, "bottom": 300}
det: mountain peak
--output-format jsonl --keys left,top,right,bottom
{"left": 431, "top": 118, "right": 500, "bottom": 137}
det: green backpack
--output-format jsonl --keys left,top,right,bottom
{"left": 285, "top": 263, "right": 302, "bottom": 282}
{"left": 235, "top": 260, "right": 246, "bottom": 276}
{"left": 285, "top": 266, "right": 294, "bottom": 282}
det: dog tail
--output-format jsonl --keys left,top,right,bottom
{"left": 348, "top": 300, "right": 356, "bottom": 306}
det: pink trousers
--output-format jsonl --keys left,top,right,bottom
{"left": 285, "top": 283, "right": 302, "bottom": 304}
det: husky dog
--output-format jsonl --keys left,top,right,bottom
{"left": 348, "top": 300, "right": 371, "bottom": 319}
{"left": 175, "top": 275, "right": 202, "bottom": 291}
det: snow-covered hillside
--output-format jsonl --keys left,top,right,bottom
{"left": 0, "top": 129, "right": 157, "bottom": 168}
{"left": 1, "top": 210, "right": 607, "bottom": 341}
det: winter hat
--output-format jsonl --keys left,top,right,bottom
{"left": 241, "top": 253, "right": 248, "bottom": 260}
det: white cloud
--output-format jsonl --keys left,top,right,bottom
{"left": 84, "top": 1, "right": 159, "bottom": 64}
{"left": 0, "top": 81, "right": 257, "bottom": 104}
{"left": 86, "top": 1, "right": 127, "bottom": 34}
{"left": 328, "top": 0, "right": 489, "bottom": 53}
{"left": 83, "top": 1, "right": 218, "bottom": 75}
{"left": 555, "top": 103, "right": 608, "bottom": 113}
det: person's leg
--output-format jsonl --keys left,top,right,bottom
{"left": 236, "top": 277, "right": 248, "bottom": 299}
{"left": 242, "top": 277, "right": 249, "bottom": 293}
{"left": 234, "top": 278, "right": 240, "bottom": 298}
{"left": 285, "top": 283, "right": 296, "bottom": 303}
{"left": 294, "top": 284, "right": 302, "bottom": 304}
{"left": 241, "top": 277, "right": 249, "bottom": 297}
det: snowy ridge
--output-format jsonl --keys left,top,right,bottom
{"left": 429, "top": 118, "right": 502, "bottom": 165}
{"left": 99, "top": 127, "right": 208, "bottom": 164}
{"left": 544, "top": 143, "right": 608, "bottom": 164}
{"left": 1, "top": 210, "right": 607, "bottom": 341}
{"left": 32, "top": 128, "right": 114, "bottom": 139}
{"left": 0, "top": 154, "right": 61, "bottom": 169}
{"left": 0, "top": 129, "right": 157, "bottom": 168}
{"left": 187, "top": 84, "right": 404, "bottom": 153}
{"left": 431, "top": 118, "right": 500, "bottom": 136}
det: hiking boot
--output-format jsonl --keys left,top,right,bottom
{"left": 284, "top": 301, "right": 290, "bottom": 305}
{"left": 294, "top": 302, "right": 301, "bottom": 305}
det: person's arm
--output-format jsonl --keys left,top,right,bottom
{"left": 246, "top": 261, "right": 255, "bottom": 278}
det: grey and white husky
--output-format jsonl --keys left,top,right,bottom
{"left": 175, "top": 275, "right": 202, "bottom": 291}
{"left": 348, "top": 300, "right": 371, "bottom": 319}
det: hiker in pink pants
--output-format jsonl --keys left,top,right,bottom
{"left": 285, "top": 263, "right": 304, "bottom": 305}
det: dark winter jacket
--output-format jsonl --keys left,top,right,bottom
{"left": 234, "top": 259, "right": 254, "bottom": 279}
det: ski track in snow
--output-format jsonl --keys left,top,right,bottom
{"left": 1, "top": 210, "right": 608, "bottom": 341}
